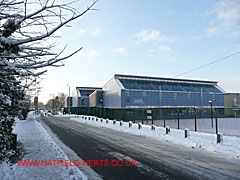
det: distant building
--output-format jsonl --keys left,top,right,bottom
{"left": 224, "top": 93, "right": 240, "bottom": 117}
{"left": 71, "top": 87, "right": 101, "bottom": 107}
{"left": 65, "top": 97, "right": 73, "bottom": 108}
{"left": 103, "top": 74, "right": 225, "bottom": 108}
{"left": 89, "top": 90, "right": 104, "bottom": 107}
{"left": 71, "top": 74, "right": 225, "bottom": 112}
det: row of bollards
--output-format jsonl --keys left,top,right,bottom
{"left": 138, "top": 123, "right": 142, "bottom": 129}
{"left": 217, "top": 133, "right": 223, "bottom": 144}
{"left": 151, "top": 125, "right": 156, "bottom": 130}
{"left": 184, "top": 128, "right": 189, "bottom": 138}
{"left": 79, "top": 115, "right": 223, "bottom": 144}
{"left": 166, "top": 126, "right": 170, "bottom": 134}
{"left": 129, "top": 121, "right": 132, "bottom": 127}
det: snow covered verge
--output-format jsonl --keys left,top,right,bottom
{"left": 53, "top": 113, "right": 77, "bottom": 118}
{"left": 0, "top": 111, "right": 87, "bottom": 180}
{"left": 68, "top": 115, "right": 240, "bottom": 159}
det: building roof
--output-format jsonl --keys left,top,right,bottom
{"left": 114, "top": 74, "right": 224, "bottom": 93}
{"left": 76, "top": 87, "right": 101, "bottom": 97}
{"left": 76, "top": 87, "right": 102, "bottom": 90}
{"left": 114, "top": 74, "right": 218, "bottom": 84}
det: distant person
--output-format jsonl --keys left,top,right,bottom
{"left": 63, "top": 109, "right": 66, "bottom": 115}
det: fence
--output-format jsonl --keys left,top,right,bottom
{"left": 67, "top": 106, "right": 229, "bottom": 121}
{"left": 65, "top": 106, "right": 240, "bottom": 137}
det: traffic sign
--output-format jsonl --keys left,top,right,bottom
{"left": 55, "top": 96, "right": 59, "bottom": 106}
{"left": 34, "top": 96, "right": 38, "bottom": 106}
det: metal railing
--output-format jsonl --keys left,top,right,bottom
{"left": 65, "top": 106, "right": 240, "bottom": 137}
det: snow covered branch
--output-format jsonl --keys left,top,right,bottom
{"left": 0, "top": 0, "right": 98, "bottom": 159}
{"left": 0, "top": 0, "right": 98, "bottom": 78}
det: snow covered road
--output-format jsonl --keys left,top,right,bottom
{"left": 41, "top": 115, "right": 240, "bottom": 180}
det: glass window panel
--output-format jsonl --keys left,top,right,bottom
{"left": 119, "top": 79, "right": 222, "bottom": 93}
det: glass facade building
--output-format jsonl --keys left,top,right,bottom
{"left": 103, "top": 74, "right": 225, "bottom": 108}
{"left": 72, "top": 87, "right": 101, "bottom": 107}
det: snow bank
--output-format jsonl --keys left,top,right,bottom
{"left": 71, "top": 115, "right": 240, "bottom": 159}
{"left": 53, "top": 114, "right": 77, "bottom": 118}
{"left": 0, "top": 111, "right": 87, "bottom": 180}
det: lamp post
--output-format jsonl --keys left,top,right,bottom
{"left": 163, "top": 109, "right": 166, "bottom": 128}
{"left": 50, "top": 93, "right": 54, "bottom": 113}
{"left": 194, "top": 106, "right": 197, "bottom": 132}
{"left": 209, "top": 100, "right": 213, "bottom": 128}
{"left": 67, "top": 84, "right": 70, "bottom": 114}
{"left": 177, "top": 109, "right": 180, "bottom": 129}
{"left": 215, "top": 109, "right": 218, "bottom": 134}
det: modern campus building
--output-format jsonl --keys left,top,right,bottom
{"left": 71, "top": 87, "right": 101, "bottom": 107}
{"left": 72, "top": 74, "right": 225, "bottom": 108}
{"left": 224, "top": 93, "right": 240, "bottom": 117}
{"left": 67, "top": 74, "right": 228, "bottom": 119}
{"left": 102, "top": 74, "right": 225, "bottom": 108}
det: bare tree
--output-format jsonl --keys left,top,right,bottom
{"left": 0, "top": 0, "right": 98, "bottom": 159}
{"left": 58, "top": 92, "right": 67, "bottom": 110}
{"left": 45, "top": 98, "right": 54, "bottom": 111}
{"left": 0, "top": 0, "right": 98, "bottom": 77}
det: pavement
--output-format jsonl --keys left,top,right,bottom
{"left": 0, "top": 112, "right": 86, "bottom": 180}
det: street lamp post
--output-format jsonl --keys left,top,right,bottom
{"left": 67, "top": 84, "right": 70, "bottom": 114}
{"left": 177, "top": 109, "right": 180, "bottom": 129}
{"left": 163, "top": 109, "right": 166, "bottom": 128}
{"left": 215, "top": 109, "right": 218, "bottom": 134}
{"left": 209, "top": 100, "right": 213, "bottom": 128}
{"left": 194, "top": 106, "right": 197, "bottom": 132}
{"left": 50, "top": 94, "right": 54, "bottom": 113}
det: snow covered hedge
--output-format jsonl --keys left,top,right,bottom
{"left": 0, "top": 73, "right": 25, "bottom": 159}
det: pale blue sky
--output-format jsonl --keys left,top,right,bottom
{"left": 40, "top": 0, "right": 240, "bottom": 103}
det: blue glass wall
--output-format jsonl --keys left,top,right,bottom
{"left": 119, "top": 79, "right": 222, "bottom": 93}
{"left": 122, "top": 89, "right": 224, "bottom": 107}
{"left": 78, "top": 97, "right": 89, "bottom": 107}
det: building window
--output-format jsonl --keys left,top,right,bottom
{"left": 159, "top": 91, "right": 163, "bottom": 103}
{"left": 126, "top": 91, "right": 130, "bottom": 102}
{"left": 213, "top": 94, "right": 216, "bottom": 104}
{"left": 201, "top": 89, "right": 204, "bottom": 106}
{"left": 143, "top": 91, "right": 147, "bottom": 102}
{"left": 188, "top": 92, "right": 191, "bottom": 102}
{"left": 174, "top": 92, "right": 178, "bottom": 103}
